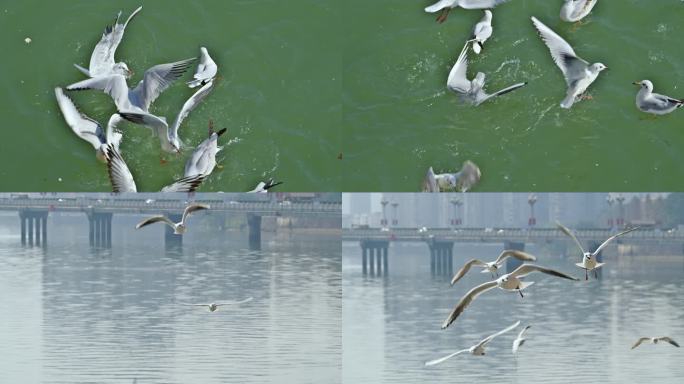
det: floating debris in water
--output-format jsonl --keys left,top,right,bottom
{"left": 24, "top": 37, "right": 32, "bottom": 44}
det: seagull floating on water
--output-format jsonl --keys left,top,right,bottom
{"left": 135, "top": 203, "right": 210, "bottom": 234}
{"left": 74, "top": 6, "right": 142, "bottom": 78}
{"left": 512, "top": 325, "right": 531, "bottom": 354}
{"left": 423, "top": 161, "right": 481, "bottom": 192}
{"left": 556, "top": 221, "right": 638, "bottom": 280}
{"left": 425, "top": 0, "right": 511, "bottom": 24}
{"left": 54, "top": 87, "right": 122, "bottom": 162}
{"left": 442, "top": 264, "right": 578, "bottom": 329}
{"left": 450, "top": 250, "right": 538, "bottom": 285}
{"left": 425, "top": 321, "right": 520, "bottom": 366}
{"left": 631, "top": 337, "right": 680, "bottom": 350}
{"left": 470, "top": 10, "right": 493, "bottom": 54}
{"left": 249, "top": 179, "right": 283, "bottom": 193}
{"left": 633, "top": 80, "right": 683, "bottom": 115}
{"left": 560, "top": 0, "right": 598, "bottom": 23}
{"left": 188, "top": 47, "right": 218, "bottom": 88}
{"left": 184, "top": 297, "right": 253, "bottom": 312}
{"left": 446, "top": 42, "right": 527, "bottom": 106}
{"left": 531, "top": 16, "right": 607, "bottom": 109}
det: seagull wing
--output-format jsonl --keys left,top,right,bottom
{"left": 104, "top": 114, "right": 123, "bottom": 149}
{"left": 447, "top": 41, "right": 472, "bottom": 94}
{"left": 517, "top": 325, "right": 531, "bottom": 339}
{"left": 531, "top": 16, "right": 588, "bottom": 86}
{"left": 182, "top": 203, "right": 211, "bottom": 223}
{"left": 136, "top": 215, "right": 176, "bottom": 230}
{"left": 105, "top": 144, "right": 137, "bottom": 193}
{"left": 424, "top": 349, "right": 470, "bottom": 366}
{"left": 215, "top": 297, "right": 254, "bottom": 306}
{"left": 631, "top": 338, "right": 649, "bottom": 349}
{"left": 160, "top": 174, "right": 206, "bottom": 193}
{"left": 170, "top": 80, "right": 215, "bottom": 143}
{"left": 54, "top": 87, "right": 105, "bottom": 150}
{"left": 510, "top": 264, "right": 579, "bottom": 281}
{"left": 477, "top": 320, "right": 521, "bottom": 348}
{"left": 442, "top": 280, "right": 497, "bottom": 329}
{"left": 66, "top": 75, "right": 130, "bottom": 110}
{"left": 658, "top": 337, "right": 680, "bottom": 347}
{"left": 593, "top": 227, "right": 639, "bottom": 255}
{"left": 89, "top": 6, "right": 142, "bottom": 76}
{"left": 556, "top": 221, "right": 586, "bottom": 254}
{"left": 494, "top": 250, "right": 537, "bottom": 266}
{"left": 130, "top": 58, "right": 196, "bottom": 111}
{"left": 450, "top": 259, "right": 487, "bottom": 285}
{"left": 422, "top": 167, "right": 440, "bottom": 192}
{"left": 475, "top": 82, "right": 528, "bottom": 105}
{"left": 459, "top": 0, "right": 510, "bottom": 9}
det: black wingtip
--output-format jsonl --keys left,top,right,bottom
{"left": 216, "top": 128, "right": 227, "bottom": 136}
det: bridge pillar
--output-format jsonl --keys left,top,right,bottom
{"left": 504, "top": 241, "right": 526, "bottom": 273}
{"left": 362, "top": 247, "right": 368, "bottom": 275}
{"left": 165, "top": 213, "right": 183, "bottom": 249}
{"left": 369, "top": 248, "right": 375, "bottom": 275}
{"left": 19, "top": 211, "right": 26, "bottom": 245}
{"left": 360, "top": 240, "right": 389, "bottom": 276}
{"left": 27, "top": 215, "right": 34, "bottom": 245}
{"left": 588, "top": 240, "right": 603, "bottom": 280}
{"left": 247, "top": 214, "right": 262, "bottom": 249}
{"left": 428, "top": 240, "right": 454, "bottom": 277}
{"left": 382, "top": 246, "right": 388, "bottom": 274}
{"left": 87, "top": 212, "right": 113, "bottom": 248}
{"left": 18, "top": 209, "right": 49, "bottom": 247}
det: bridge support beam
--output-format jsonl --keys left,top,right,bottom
{"left": 247, "top": 214, "right": 262, "bottom": 250}
{"left": 19, "top": 209, "right": 49, "bottom": 247}
{"left": 427, "top": 239, "right": 454, "bottom": 277}
{"left": 504, "top": 241, "right": 525, "bottom": 273}
{"left": 360, "top": 239, "right": 389, "bottom": 276}
{"left": 87, "top": 212, "right": 113, "bottom": 248}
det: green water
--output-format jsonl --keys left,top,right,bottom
{"left": 343, "top": 0, "right": 684, "bottom": 191}
{"left": 0, "top": 0, "right": 340, "bottom": 192}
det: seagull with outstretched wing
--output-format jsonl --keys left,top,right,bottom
{"left": 183, "top": 297, "right": 254, "bottom": 312}
{"left": 135, "top": 203, "right": 210, "bottom": 234}
{"left": 425, "top": 321, "right": 520, "bottom": 366}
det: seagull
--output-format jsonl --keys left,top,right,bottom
{"left": 135, "top": 203, "right": 210, "bottom": 234}
{"left": 560, "top": 0, "right": 598, "bottom": 23}
{"left": 66, "top": 58, "right": 196, "bottom": 152}
{"left": 425, "top": 0, "right": 511, "bottom": 24}
{"left": 74, "top": 6, "right": 142, "bottom": 78}
{"left": 512, "top": 325, "right": 531, "bottom": 353}
{"left": 450, "top": 250, "right": 538, "bottom": 285}
{"left": 168, "top": 80, "right": 215, "bottom": 151}
{"left": 425, "top": 321, "right": 520, "bottom": 366}
{"left": 184, "top": 124, "right": 227, "bottom": 178}
{"left": 531, "top": 16, "right": 607, "bottom": 109}
{"left": 187, "top": 47, "right": 218, "bottom": 88}
{"left": 105, "top": 144, "right": 205, "bottom": 193}
{"left": 184, "top": 297, "right": 253, "bottom": 312}
{"left": 633, "top": 80, "right": 683, "bottom": 115}
{"left": 446, "top": 42, "right": 527, "bottom": 106}
{"left": 471, "top": 10, "right": 493, "bottom": 54}
{"left": 54, "top": 87, "right": 122, "bottom": 162}
{"left": 556, "top": 221, "right": 638, "bottom": 280}
{"left": 631, "top": 337, "right": 680, "bottom": 350}
{"left": 422, "top": 161, "right": 482, "bottom": 192}
{"left": 442, "top": 264, "right": 578, "bottom": 329}
{"left": 249, "top": 179, "right": 283, "bottom": 193}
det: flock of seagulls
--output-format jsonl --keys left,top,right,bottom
{"left": 54, "top": 6, "right": 281, "bottom": 193}
{"left": 426, "top": 222, "right": 679, "bottom": 365}
{"left": 420, "top": 0, "right": 682, "bottom": 191}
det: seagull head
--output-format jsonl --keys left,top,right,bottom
{"left": 484, "top": 10, "right": 492, "bottom": 19}
{"left": 590, "top": 63, "right": 608, "bottom": 73}
{"left": 114, "top": 62, "right": 133, "bottom": 78}
{"left": 633, "top": 80, "right": 653, "bottom": 92}
{"left": 584, "top": 252, "right": 592, "bottom": 260}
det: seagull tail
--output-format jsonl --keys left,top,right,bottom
{"left": 560, "top": 94, "right": 575, "bottom": 109}
{"left": 73, "top": 64, "right": 91, "bottom": 77}
{"left": 187, "top": 78, "right": 203, "bottom": 88}
{"left": 425, "top": 0, "right": 449, "bottom": 13}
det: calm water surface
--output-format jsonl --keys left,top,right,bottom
{"left": 343, "top": 242, "right": 684, "bottom": 383}
{"left": 0, "top": 213, "right": 341, "bottom": 384}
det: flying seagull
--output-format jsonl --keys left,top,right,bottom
{"left": 67, "top": 58, "right": 196, "bottom": 152}
{"left": 188, "top": 47, "right": 218, "bottom": 88}
{"left": 531, "top": 16, "right": 607, "bottom": 109}
{"left": 442, "top": 264, "right": 578, "bottom": 329}
{"left": 168, "top": 80, "right": 215, "bottom": 151}
{"left": 450, "top": 250, "right": 538, "bottom": 285}
{"left": 631, "top": 337, "right": 680, "bottom": 350}
{"left": 54, "top": 87, "right": 122, "bottom": 162}
{"left": 633, "top": 80, "right": 683, "bottom": 115}
{"left": 446, "top": 41, "right": 527, "bottom": 106}
{"left": 105, "top": 145, "right": 205, "bottom": 193}
{"left": 425, "top": 0, "right": 511, "bottom": 24}
{"left": 184, "top": 297, "right": 254, "bottom": 312}
{"left": 249, "top": 179, "right": 283, "bottom": 193}
{"left": 423, "top": 161, "right": 481, "bottom": 192}
{"left": 425, "top": 321, "right": 520, "bottom": 366}
{"left": 556, "top": 221, "right": 638, "bottom": 280}
{"left": 184, "top": 124, "right": 227, "bottom": 178}
{"left": 74, "top": 6, "right": 142, "bottom": 78}
{"left": 560, "top": 0, "right": 598, "bottom": 23}
{"left": 512, "top": 325, "right": 531, "bottom": 354}
{"left": 470, "top": 10, "right": 493, "bottom": 54}
{"left": 135, "top": 203, "right": 210, "bottom": 234}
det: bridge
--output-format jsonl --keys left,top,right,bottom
{"left": 343, "top": 227, "right": 684, "bottom": 277}
{"left": 0, "top": 194, "right": 340, "bottom": 249}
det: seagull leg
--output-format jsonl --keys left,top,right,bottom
{"left": 594, "top": 269, "right": 598, "bottom": 279}
{"left": 518, "top": 289, "right": 524, "bottom": 299}
{"left": 585, "top": 269, "right": 588, "bottom": 281}
{"left": 579, "top": 94, "right": 593, "bottom": 101}
{"left": 436, "top": 8, "right": 450, "bottom": 24}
